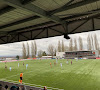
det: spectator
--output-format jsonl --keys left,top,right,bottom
{"left": 43, "top": 86, "right": 47, "bottom": 90}
{"left": 17, "top": 86, "right": 21, "bottom": 90}
{"left": 5, "top": 85, "right": 9, "bottom": 90}
{"left": 10, "top": 85, "right": 19, "bottom": 90}
{"left": 20, "top": 85, "right": 25, "bottom": 90}
{"left": 0, "top": 84, "right": 2, "bottom": 90}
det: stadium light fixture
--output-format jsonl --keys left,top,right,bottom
{"left": 64, "top": 34, "right": 70, "bottom": 39}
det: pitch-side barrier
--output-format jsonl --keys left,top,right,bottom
{"left": 0, "top": 80, "right": 64, "bottom": 90}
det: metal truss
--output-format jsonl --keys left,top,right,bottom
{"left": 20, "top": 0, "right": 36, "bottom": 5}
{"left": 1, "top": 0, "right": 66, "bottom": 24}
{"left": 49, "top": 0, "right": 99, "bottom": 15}
{"left": 0, "top": 15, "right": 40, "bottom": 29}
{"left": 0, "top": 16, "right": 100, "bottom": 44}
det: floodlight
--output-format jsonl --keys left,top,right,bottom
{"left": 64, "top": 34, "right": 70, "bottom": 39}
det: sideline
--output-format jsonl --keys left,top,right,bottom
{"left": 1, "top": 70, "right": 64, "bottom": 90}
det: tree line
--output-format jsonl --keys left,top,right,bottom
{"left": 22, "top": 34, "right": 100, "bottom": 58}
{"left": 22, "top": 41, "right": 37, "bottom": 59}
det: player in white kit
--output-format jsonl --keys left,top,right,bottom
{"left": 18, "top": 63, "right": 19, "bottom": 67}
{"left": 26, "top": 64, "right": 28, "bottom": 69}
{"left": 9, "top": 66, "right": 12, "bottom": 71}
{"left": 66, "top": 59, "right": 68, "bottom": 64}
{"left": 60, "top": 63, "right": 62, "bottom": 68}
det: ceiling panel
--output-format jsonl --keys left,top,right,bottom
{"left": 0, "top": 8, "right": 35, "bottom": 26}
{"left": 32, "top": 0, "right": 71, "bottom": 11}
{"left": 0, "top": 18, "right": 50, "bottom": 32}
{"left": 55, "top": 1, "right": 100, "bottom": 17}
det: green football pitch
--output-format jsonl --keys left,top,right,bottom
{"left": 0, "top": 59, "right": 100, "bottom": 90}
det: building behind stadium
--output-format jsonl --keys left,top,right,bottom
{"left": 56, "top": 50, "right": 99, "bottom": 59}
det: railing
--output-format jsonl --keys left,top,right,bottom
{"left": 0, "top": 80, "right": 64, "bottom": 90}
{"left": 0, "top": 80, "right": 42, "bottom": 90}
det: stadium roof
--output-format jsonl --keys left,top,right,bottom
{"left": 0, "top": 0, "right": 100, "bottom": 44}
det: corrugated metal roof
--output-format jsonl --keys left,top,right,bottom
{"left": 0, "top": 8, "right": 35, "bottom": 26}
{"left": 0, "top": 0, "right": 100, "bottom": 44}
{"left": 0, "top": 18, "right": 50, "bottom": 32}
{"left": 55, "top": 1, "right": 100, "bottom": 16}
{"left": 32, "top": 0, "right": 70, "bottom": 11}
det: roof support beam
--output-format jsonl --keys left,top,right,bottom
{"left": 30, "top": 31, "right": 32, "bottom": 39}
{"left": 0, "top": 6, "right": 15, "bottom": 15}
{"left": 9, "top": 34, "right": 17, "bottom": 42}
{"left": 0, "top": 38, "right": 6, "bottom": 43}
{"left": 46, "top": 28, "right": 48, "bottom": 38}
{"left": 32, "top": 28, "right": 45, "bottom": 39}
{"left": 20, "top": 0, "right": 36, "bottom": 5}
{"left": 57, "top": 8, "right": 100, "bottom": 16}
{"left": 20, "top": 33, "right": 30, "bottom": 39}
{"left": 92, "top": 18, "right": 95, "bottom": 30}
{"left": 70, "top": 19, "right": 89, "bottom": 33}
{"left": 0, "top": 15, "right": 40, "bottom": 29}
{"left": 1, "top": 0, "right": 66, "bottom": 24}
{"left": 50, "top": 0, "right": 74, "bottom": 15}
{"left": 49, "top": 27, "right": 64, "bottom": 34}
{"left": 68, "top": 13, "right": 100, "bottom": 24}
{"left": 49, "top": 0, "right": 100, "bottom": 15}
{"left": 0, "top": 16, "right": 100, "bottom": 44}
{"left": 64, "top": 0, "right": 74, "bottom": 6}
{"left": 8, "top": 21, "right": 54, "bottom": 33}
{"left": 96, "top": 17, "right": 100, "bottom": 19}
{"left": 18, "top": 33, "right": 19, "bottom": 42}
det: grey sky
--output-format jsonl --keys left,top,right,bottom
{"left": 0, "top": 30, "right": 100, "bottom": 56}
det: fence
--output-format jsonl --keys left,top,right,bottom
{"left": 0, "top": 80, "right": 42, "bottom": 90}
{"left": 0, "top": 80, "right": 64, "bottom": 90}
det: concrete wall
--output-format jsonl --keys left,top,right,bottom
{"left": 56, "top": 52, "right": 65, "bottom": 58}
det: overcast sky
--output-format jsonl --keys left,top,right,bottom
{"left": 0, "top": 30, "right": 100, "bottom": 56}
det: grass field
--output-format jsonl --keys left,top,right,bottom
{"left": 0, "top": 59, "right": 100, "bottom": 90}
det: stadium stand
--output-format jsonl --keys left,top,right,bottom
{"left": 0, "top": 84, "right": 2, "bottom": 90}
{"left": 0, "top": 80, "right": 42, "bottom": 90}
{"left": 0, "top": 80, "right": 57, "bottom": 90}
